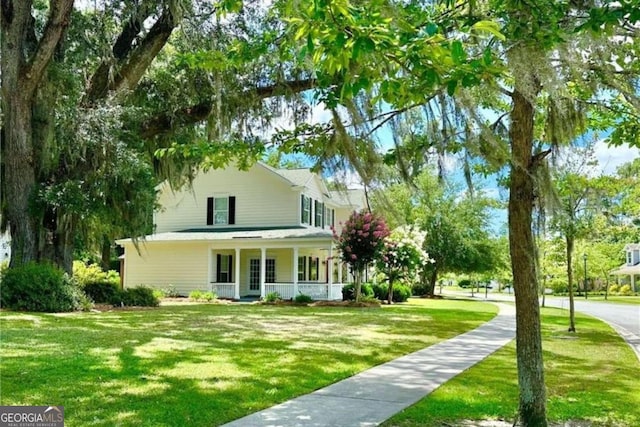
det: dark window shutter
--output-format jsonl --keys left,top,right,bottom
{"left": 207, "top": 197, "right": 214, "bottom": 225}
{"left": 228, "top": 196, "right": 236, "bottom": 225}
{"left": 321, "top": 203, "right": 325, "bottom": 228}
{"left": 314, "top": 200, "right": 318, "bottom": 226}
{"left": 308, "top": 256, "right": 312, "bottom": 279}
{"left": 301, "top": 195, "right": 305, "bottom": 223}
{"left": 332, "top": 209, "right": 335, "bottom": 227}
{"left": 229, "top": 255, "right": 233, "bottom": 282}
{"left": 216, "top": 254, "right": 221, "bottom": 282}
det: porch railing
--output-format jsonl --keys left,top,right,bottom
{"left": 211, "top": 283, "right": 236, "bottom": 299}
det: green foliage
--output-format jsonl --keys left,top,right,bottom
{"left": 294, "top": 293, "right": 313, "bottom": 304}
{"left": 377, "top": 226, "right": 430, "bottom": 288}
{"left": 153, "top": 289, "right": 166, "bottom": 300}
{"left": 372, "top": 283, "right": 411, "bottom": 302}
{"left": 342, "top": 283, "right": 374, "bottom": 301}
{"left": 458, "top": 279, "right": 473, "bottom": 288}
{"left": 73, "top": 261, "right": 119, "bottom": 287}
{"left": 162, "top": 285, "right": 181, "bottom": 298}
{"left": 411, "top": 283, "right": 430, "bottom": 296}
{"left": 0, "top": 262, "right": 85, "bottom": 312}
{"left": 608, "top": 284, "right": 620, "bottom": 294}
{"left": 83, "top": 281, "right": 120, "bottom": 304}
{"left": 111, "top": 286, "right": 159, "bottom": 307}
{"left": 618, "top": 285, "right": 633, "bottom": 296}
{"left": 548, "top": 277, "right": 568, "bottom": 295}
{"left": 264, "top": 292, "right": 281, "bottom": 303}
{"left": 201, "top": 291, "right": 216, "bottom": 302}
{"left": 189, "top": 290, "right": 203, "bottom": 301}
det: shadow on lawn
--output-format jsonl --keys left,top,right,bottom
{"left": 0, "top": 303, "right": 496, "bottom": 426}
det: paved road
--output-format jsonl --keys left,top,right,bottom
{"left": 458, "top": 291, "right": 640, "bottom": 360}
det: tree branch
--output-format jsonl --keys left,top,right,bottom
{"left": 24, "top": 0, "right": 74, "bottom": 95}
{"left": 140, "top": 78, "right": 317, "bottom": 139}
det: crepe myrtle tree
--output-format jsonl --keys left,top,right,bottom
{"left": 377, "top": 226, "right": 431, "bottom": 304}
{"left": 333, "top": 211, "right": 390, "bottom": 301}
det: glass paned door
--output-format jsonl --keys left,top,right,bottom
{"left": 249, "top": 259, "right": 260, "bottom": 293}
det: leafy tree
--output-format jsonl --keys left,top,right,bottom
{"left": 377, "top": 226, "right": 430, "bottom": 304}
{"left": 334, "top": 211, "right": 389, "bottom": 301}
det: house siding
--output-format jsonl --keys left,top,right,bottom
{"left": 122, "top": 242, "right": 209, "bottom": 295}
{"left": 155, "top": 164, "right": 298, "bottom": 233}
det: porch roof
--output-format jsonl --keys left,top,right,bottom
{"left": 116, "top": 226, "right": 333, "bottom": 244}
{"left": 610, "top": 263, "right": 640, "bottom": 276}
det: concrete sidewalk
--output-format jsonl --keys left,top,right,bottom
{"left": 223, "top": 303, "right": 516, "bottom": 427}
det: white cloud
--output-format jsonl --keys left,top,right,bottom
{"left": 594, "top": 140, "right": 640, "bottom": 175}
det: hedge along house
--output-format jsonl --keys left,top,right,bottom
{"left": 610, "top": 243, "right": 640, "bottom": 292}
{"left": 116, "top": 162, "right": 365, "bottom": 300}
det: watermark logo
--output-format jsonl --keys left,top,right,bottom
{"left": 0, "top": 406, "right": 64, "bottom": 427}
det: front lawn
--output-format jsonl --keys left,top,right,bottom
{"left": 0, "top": 299, "right": 495, "bottom": 426}
{"left": 384, "top": 307, "right": 640, "bottom": 426}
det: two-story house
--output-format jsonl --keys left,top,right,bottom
{"left": 610, "top": 243, "right": 640, "bottom": 292}
{"left": 116, "top": 162, "right": 365, "bottom": 300}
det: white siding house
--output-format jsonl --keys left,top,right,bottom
{"left": 611, "top": 243, "right": 640, "bottom": 292}
{"left": 117, "top": 163, "right": 365, "bottom": 299}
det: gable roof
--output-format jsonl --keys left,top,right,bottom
{"left": 330, "top": 189, "right": 367, "bottom": 209}
{"left": 624, "top": 243, "right": 640, "bottom": 251}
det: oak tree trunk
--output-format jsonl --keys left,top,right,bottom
{"left": 509, "top": 88, "right": 548, "bottom": 427}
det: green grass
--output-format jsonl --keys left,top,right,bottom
{"left": 578, "top": 295, "right": 640, "bottom": 305}
{"left": 384, "top": 308, "right": 640, "bottom": 427}
{"left": 0, "top": 299, "right": 496, "bottom": 426}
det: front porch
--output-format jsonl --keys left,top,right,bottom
{"left": 208, "top": 245, "right": 346, "bottom": 301}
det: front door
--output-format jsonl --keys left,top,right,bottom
{"left": 248, "top": 259, "right": 261, "bottom": 295}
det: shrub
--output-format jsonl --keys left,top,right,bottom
{"left": 458, "top": 279, "right": 472, "bottom": 288}
{"left": 84, "top": 280, "right": 120, "bottom": 304}
{"left": 359, "top": 295, "right": 381, "bottom": 304}
{"left": 342, "top": 283, "right": 374, "bottom": 301}
{"left": 264, "top": 292, "right": 281, "bottom": 302}
{"left": 162, "top": 284, "right": 180, "bottom": 297}
{"left": 201, "top": 291, "right": 216, "bottom": 302}
{"left": 619, "top": 285, "right": 632, "bottom": 296}
{"left": 608, "top": 284, "right": 620, "bottom": 294}
{"left": 371, "top": 283, "right": 387, "bottom": 300}
{"left": 392, "top": 284, "right": 411, "bottom": 302}
{"left": 294, "top": 293, "right": 313, "bottom": 304}
{"left": 73, "top": 261, "right": 119, "bottom": 287}
{"left": 189, "top": 290, "right": 203, "bottom": 301}
{"left": 0, "top": 262, "right": 84, "bottom": 312}
{"left": 411, "top": 283, "right": 430, "bottom": 296}
{"left": 549, "top": 277, "right": 568, "bottom": 295}
{"left": 153, "top": 289, "right": 165, "bottom": 300}
{"left": 111, "top": 286, "right": 159, "bottom": 307}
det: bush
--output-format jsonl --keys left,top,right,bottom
{"left": 411, "top": 283, "right": 430, "bottom": 296}
{"left": 201, "top": 291, "right": 216, "bottom": 302}
{"left": 392, "top": 284, "right": 411, "bottom": 302}
{"left": 458, "top": 279, "right": 472, "bottom": 288}
{"left": 111, "top": 286, "right": 159, "bottom": 307}
{"left": 619, "top": 284, "right": 632, "bottom": 296}
{"left": 264, "top": 292, "right": 281, "bottom": 302}
{"left": 0, "top": 262, "right": 85, "bottom": 312}
{"left": 153, "top": 289, "right": 165, "bottom": 300}
{"left": 162, "top": 284, "right": 180, "bottom": 298}
{"left": 549, "top": 277, "right": 568, "bottom": 295}
{"left": 73, "top": 261, "right": 119, "bottom": 287}
{"left": 84, "top": 280, "right": 120, "bottom": 304}
{"left": 294, "top": 293, "right": 313, "bottom": 304}
{"left": 189, "top": 290, "right": 203, "bottom": 301}
{"left": 342, "top": 283, "right": 374, "bottom": 301}
{"left": 608, "top": 284, "right": 620, "bottom": 294}
{"left": 371, "top": 283, "right": 387, "bottom": 300}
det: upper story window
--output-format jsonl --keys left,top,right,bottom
{"left": 301, "top": 195, "right": 312, "bottom": 225}
{"left": 325, "top": 207, "right": 334, "bottom": 228}
{"left": 628, "top": 251, "right": 633, "bottom": 265}
{"left": 207, "top": 196, "right": 236, "bottom": 226}
{"left": 314, "top": 200, "right": 324, "bottom": 228}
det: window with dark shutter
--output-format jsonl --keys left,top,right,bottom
{"left": 298, "top": 257, "right": 306, "bottom": 281}
{"left": 228, "top": 196, "right": 236, "bottom": 225}
{"left": 207, "top": 197, "right": 214, "bottom": 225}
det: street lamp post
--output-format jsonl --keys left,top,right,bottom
{"left": 583, "top": 253, "right": 588, "bottom": 300}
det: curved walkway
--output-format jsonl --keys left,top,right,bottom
{"left": 223, "top": 303, "right": 516, "bottom": 427}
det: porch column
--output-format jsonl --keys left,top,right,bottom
{"left": 633, "top": 274, "right": 637, "bottom": 292}
{"left": 260, "top": 247, "right": 266, "bottom": 299}
{"left": 327, "top": 244, "right": 334, "bottom": 300}
{"left": 234, "top": 247, "right": 241, "bottom": 299}
{"left": 337, "top": 259, "right": 343, "bottom": 284}
{"left": 293, "top": 247, "right": 299, "bottom": 297}
{"left": 208, "top": 248, "right": 214, "bottom": 292}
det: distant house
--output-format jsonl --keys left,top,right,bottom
{"left": 116, "top": 162, "right": 365, "bottom": 300}
{"left": 0, "top": 229, "right": 10, "bottom": 263}
{"left": 610, "top": 243, "right": 640, "bottom": 292}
